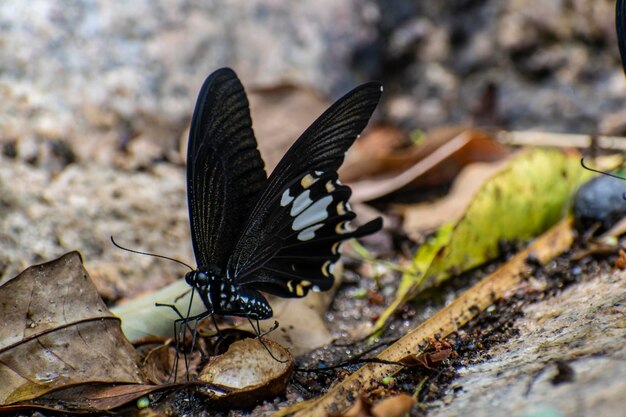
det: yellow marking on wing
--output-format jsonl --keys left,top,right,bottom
{"left": 301, "top": 174, "right": 316, "bottom": 189}
{"left": 295, "top": 285, "right": 305, "bottom": 296}
{"left": 322, "top": 260, "right": 331, "bottom": 277}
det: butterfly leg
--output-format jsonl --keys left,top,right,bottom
{"left": 155, "top": 301, "right": 213, "bottom": 381}
{"left": 244, "top": 315, "right": 288, "bottom": 363}
{"left": 155, "top": 302, "right": 190, "bottom": 381}
{"left": 210, "top": 312, "right": 222, "bottom": 337}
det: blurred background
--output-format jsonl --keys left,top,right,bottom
{"left": 0, "top": 0, "right": 623, "bottom": 296}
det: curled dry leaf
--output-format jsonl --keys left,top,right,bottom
{"left": 370, "top": 393, "right": 416, "bottom": 417}
{"left": 140, "top": 343, "right": 204, "bottom": 385}
{"left": 339, "top": 123, "right": 412, "bottom": 182}
{"left": 197, "top": 338, "right": 292, "bottom": 409}
{"left": 0, "top": 252, "right": 145, "bottom": 406}
{"left": 399, "top": 345, "right": 453, "bottom": 370}
{"left": 349, "top": 127, "right": 507, "bottom": 203}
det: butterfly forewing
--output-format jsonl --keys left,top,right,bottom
{"left": 187, "top": 68, "right": 267, "bottom": 268}
{"left": 226, "top": 82, "right": 383, "bottom": 290}
{"left": 248, "top": 82, "right": 382, "bottom": 224}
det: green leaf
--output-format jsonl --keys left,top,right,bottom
{"left": 371, "top": 148, "right": 592, "bottom": 337}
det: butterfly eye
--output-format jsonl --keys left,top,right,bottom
{"left": 196, "top": 272, "right": 209, "bottom": 283}
{"left": 185, "top": 271, "right": 209, "bottom": 286}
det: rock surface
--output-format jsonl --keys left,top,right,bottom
{"left": 431, "top": 271, "right": 626, "bottom": 417}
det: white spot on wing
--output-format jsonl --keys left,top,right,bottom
{"left": 290, "top": 190, "right": 312, "bottom": 216}
{"left": 281, "top": 188, "right": 294, "bottom": 206}
{"left": 292, "top": 195, "right": 332, "bottom": 230}
{"left": 297, "top": 224, "right": 324, "bottom": 241}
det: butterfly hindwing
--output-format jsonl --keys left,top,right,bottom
{"left": 225, "top": 81, "right": 383, "bottom": 293}
{"left": 187, "top": 68, "right": 267, "bottom": 268}
{"left": 233, "top": 171, "right": 382, "bottom": 297}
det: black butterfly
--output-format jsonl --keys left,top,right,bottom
{"left": 183, "top": 68, "right": 382, "bottom": 322}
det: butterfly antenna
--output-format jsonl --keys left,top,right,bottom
{"left": 110, "top": 236, "right": 194, "bottom": 270}
{"left": 580, "top": 158, "right": 626, "bottom": 181}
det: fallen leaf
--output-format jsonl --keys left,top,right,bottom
{"left": 0, "top": 252, "right": 144, "bottom": 405}
{"left": 350, "top": 128, "right": 507, "bottom": 203}
{"left": 370, "top": 393, "right": 416, "bottom": 417}
{"left": 34, "top": 383, "right": 170, "bottom": 412}
{"left": 327, "top": 393, "right": 416, "bottom": 417}
{"left": 340, "top": 123, "right": 412, "bottom": 182}
{"left": 400, "top": 159, "right": 508, "bottom": 233}
{"left": 372, "top": 148, "right": 591, "bottom": 335}
{"left": 140, "top": 343, "right": 204, "bottom": 384}
{"left": 333, "top": 397, "right": 373, "bottom": 417}
{"left": 198, "top": 338, "right": 292, "bottom": 409}
{"left": 399, "top": 348, "right": 452, "bottom": 369}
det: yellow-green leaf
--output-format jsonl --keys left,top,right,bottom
{"left": 372, "top": 148, "right": 592, "bottom": 336}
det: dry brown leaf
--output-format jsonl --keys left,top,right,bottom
{"left": 615, "top": 249, "right": 626, "bottom": 269}
{"left": 329, "top": 394, "right": 416, "bottom": 417}
{"left": 340, "top": 123, "right": 411, "bottom": 182}
{"left": 350, "top": 128, "right": 507, "bottom": 203}
{"left": 35, "top": 383, "right": 169, "bottom": 412}
{"left": 198, "top": 338, "right": 292, "bottom": 409}
{"left": 334, "top": 397, "right": 373, "bottom": 417}
{"left": 0, "top": 252, "right": 144, "bottom": 405}
{"left": 248, "top": 84, "right": 331, "bottom": 173}
{"left": 140, "top": 343, "right": 204, "bottom": 385}
{"left": 370, "top": 393, "right": 416, "bottom": 417}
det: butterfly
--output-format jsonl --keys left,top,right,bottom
{"left": 183, "top": 67, "right": 383, "bottom": 323}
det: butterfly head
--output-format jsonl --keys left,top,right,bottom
{"left": 185, "top": 267, "right": 273, "bottom": 320}
{"left": 184, "top": 266, "right": 220, "bottom": 292}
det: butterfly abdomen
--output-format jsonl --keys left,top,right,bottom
{"left": 185, "top": 269, "right": 272, "bottom": 320}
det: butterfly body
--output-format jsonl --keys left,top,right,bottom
{"left": 185, "top": 269, "right": 272, "bottom": 319}
{"left": 185, "top": 67, "right": 382, "bottom": 321}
